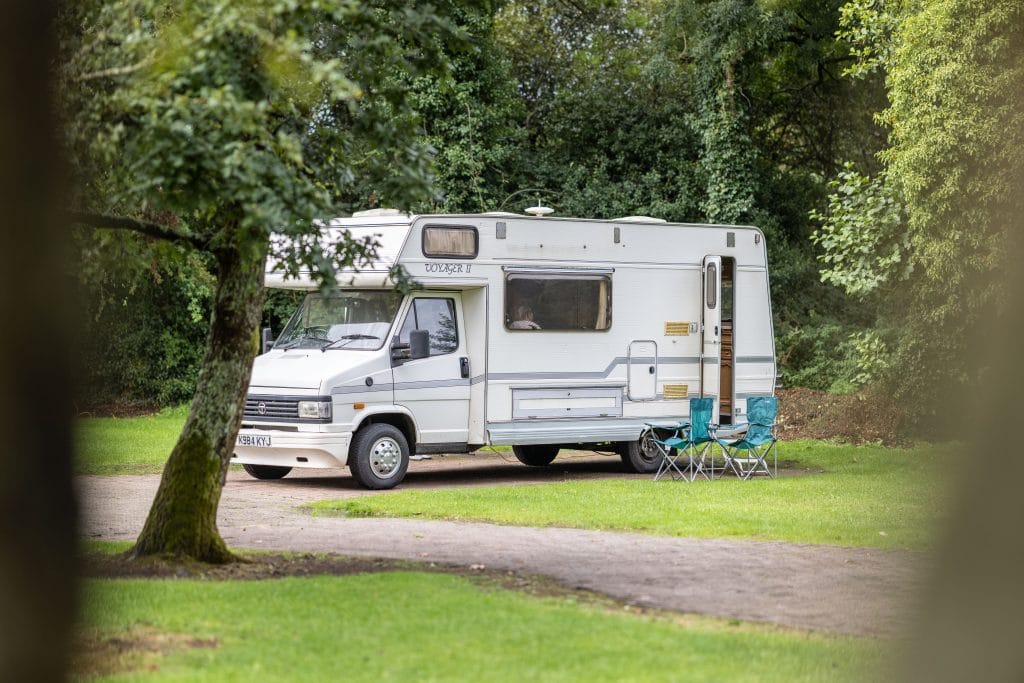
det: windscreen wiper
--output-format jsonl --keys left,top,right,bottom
{"left": 277, "top": 334, "right": 330, "bottom": 350}
{"left": 321, "top": 334, "right": 381, "bottom": 351}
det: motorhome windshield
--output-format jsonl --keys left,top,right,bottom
{"left": 275, "top": 291, "right": 401, "bottom": 351}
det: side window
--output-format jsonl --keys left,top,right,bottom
{"left": 398, "top": 298, "right": 458, "bottom": 355}
{"left": 505, "top": 273, "right": 612, "bottom": 331}
{"left": 706, "top": 262, "right": 718, "bottom": 310}
{"left": 422, "top": 225, "right": 478, "bottom": 259}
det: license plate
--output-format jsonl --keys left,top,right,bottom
{"left": 237, "top": 434, "right": 272, "bottom": 448}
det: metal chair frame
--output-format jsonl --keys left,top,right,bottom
{"left": 645, "top": 398, "right": 715, "bottom": 482}
{"left": 716, "top": 396, "right": 778, "bottom": 479}
{"left": 645, "top": 422, "right": 690, "bottom": 481}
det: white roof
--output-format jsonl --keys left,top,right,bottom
{"left": 265, "top": 215, "right": 413, "bottom": 290}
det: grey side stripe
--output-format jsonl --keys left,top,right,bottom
{"left": 332, "top": 383, "right": 393, "bottom": 395}
{"left": 702, "top": 357, "right": 719, "bottom": 365}
{"left": 735, "top": 356, "right": 775, "bottom": 364}
{"left": 488, "top": 356, "right": 700, "bottom": 382}
{"left": 331, "top": 375, "right": 486, "bottom": 395}
{"left": 395, "top": 378, "right": 470, "bottom": 391}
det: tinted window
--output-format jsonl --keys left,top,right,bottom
{"left": 505, "top": 273, "right": 611, "bottom": 331}
{"left": 706, "top": 263, "right": 718, "bottom": 310}
{"left": 398, "top": 298, "right": 458, "bottom": 355}
{"left": 422, "top": 226, "right": 478, "bottom": 258}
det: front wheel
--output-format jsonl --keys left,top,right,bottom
{"left": 242, "top": 463, "right": 292, "bottom": 480}
{"left": 512, "top": 445, "right": 559, "bottom": 467}
{"left": 619, "top": 432, "right": 661, "bottom": 473}
{"left": 349, "top": 424, "right": 410, "bottom": 490}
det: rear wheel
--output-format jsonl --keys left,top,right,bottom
{"left": 512, "top": 445, "right": 559, "bottom": 467}
{"left": 242, "top": 464, "right": 292, "bottom": 480}
{"left": 619, "top": 432, "right": 661, "bottom": 473}
{"left": 350, "top": 424, "right": 410, "bottom": 490}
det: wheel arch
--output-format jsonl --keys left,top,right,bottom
{"left": 355, "top": 410, "right": 417, "bottom": 453}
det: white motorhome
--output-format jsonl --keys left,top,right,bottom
{"left": 234, "top": 210, "right": 776, "bottom": 488}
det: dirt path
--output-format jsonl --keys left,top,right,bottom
{"left": 79, "top": 453, "right": 926, "bottom": 637}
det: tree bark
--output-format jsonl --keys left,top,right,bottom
{"left": 131, "top": 235, "right": 267, "bottom": 562}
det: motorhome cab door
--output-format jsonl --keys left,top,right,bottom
{"left": 391, "top": 293, "right": 471, "bottom": 447}
{"left": 702, "top": 255, "right": 722, "bottom": 423}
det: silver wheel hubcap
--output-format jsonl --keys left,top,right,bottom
{"left": 369, "top": 437, "right": 402, "bottom": 478}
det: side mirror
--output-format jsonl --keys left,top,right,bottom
{"left": 390, "top": 339, "right": 410, "bottom": 365}
{"left": 409, "top": 330, "right": 430, "bottom": 360}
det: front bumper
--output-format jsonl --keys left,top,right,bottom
{"left": 232, "top": 429, "right": 352, "bottom": 469}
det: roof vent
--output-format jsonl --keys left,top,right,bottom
{"left": 613, "top": 215, "right": 667, "bottom": 223}
{"left": 524, "top": 205, "right": 554, "bottom": 217}
{"left": 352, "top": 208, "right": 405, "bottom": 218}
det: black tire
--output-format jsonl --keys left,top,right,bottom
{"left": 512, "top": 445, "right": 559, "bottom": 467}
{"left": 242, "top": 463, "right": 292, "bottom": 480}
{"left": 349, "top": 423, "right": 410, "bottom": 490}
{"left": 619, "top": 432, "right": 661, "bottom": 473}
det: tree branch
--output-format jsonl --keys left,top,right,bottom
{"left": 78, "top": 51, "right": 156, "bottom": 82}
{"left": 68, "top": 211, "right": 208, "bottom": 249}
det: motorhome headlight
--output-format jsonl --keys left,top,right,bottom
{"left": 297, "top": 400, "right": 332, "bottom": 420}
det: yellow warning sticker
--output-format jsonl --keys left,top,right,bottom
{"left": 663, "top": 384, "right": 689, "bottom": 399}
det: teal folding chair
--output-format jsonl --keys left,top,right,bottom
{"left": 717, "top": 396, "right": 777, "bottom": 479}
{"left": 646, "top": 397, "right": 715, "bottom": 482}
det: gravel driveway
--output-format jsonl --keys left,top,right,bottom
{"left": 79, "top": 452, "right": 926, "bottom": 637}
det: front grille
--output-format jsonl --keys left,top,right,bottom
{"left": 245, "top": 396, "right": 300, "bottom": 420}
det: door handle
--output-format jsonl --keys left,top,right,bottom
{"left": 460, "top": 357, "right": 470, "bottom": 379}
{"left": 715, "top": 325, "right": 719, "bottom": 336}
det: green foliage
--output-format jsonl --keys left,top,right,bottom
{"left": 837, "top": 0, "right": 900, "bottom": 78}
{"left": 777, "top": 318, "right": 863, "bottom": 393}
{"left": 62, "top": 0, "right": 458, "bottom": 285}
{"left": 68, "top": 0, "right": 932, "bottom": 407}
{"left": 849, "top": 330, "right": 890, "bottom": 386}
{"left": 810, "top": 163, "right": 908, "bottom": 298}
{"left": 825, "top": 0, "right": 1024, "bottom": 419}
{"left": 881, "top": 0, "right": 1023, "bottom": 298}
{"left": 262, "top": 289, "right": 305, "bottom": 339}
{"left": 64, "top": 0, "right": 463, "bottom": 409}
{"left": 493, "top": 1, "right": 703, "bottom": 220}
{"left": 408, "top": 4, "right": 526, "bottom": 213}
{"left": 75, "top": 232, "right": 214, "bottom": 408}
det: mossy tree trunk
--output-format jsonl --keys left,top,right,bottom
{"left": 131, "top": 235, "right": 267, "bottom": 563}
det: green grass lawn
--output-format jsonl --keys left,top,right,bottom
{"left": 312, "top": 441, "right": 953, "bottom": 550}
{"left": 79, "top": 572, "right": 885, "bottom": 682}
{"left": 75, "top": 409, "right": 950, "bottom": 549}
{"left": 75, "top": 406, "right": 186, "bottom": 475}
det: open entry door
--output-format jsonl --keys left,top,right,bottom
{"left": 702, "top": 256, "right": 722, "bottom": 423}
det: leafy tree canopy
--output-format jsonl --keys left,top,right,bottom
{"left": 60, "top": 0, "right": 463, "bottom": 561}
{"left": 63, "top": 0, "right": 458, "bottom": 285}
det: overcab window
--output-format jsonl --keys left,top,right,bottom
{"left": 422, "top": 225, "right": 478, "bottom": 259}
{"left": 505, "top": 272, "right": 612, "bottom": 331}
